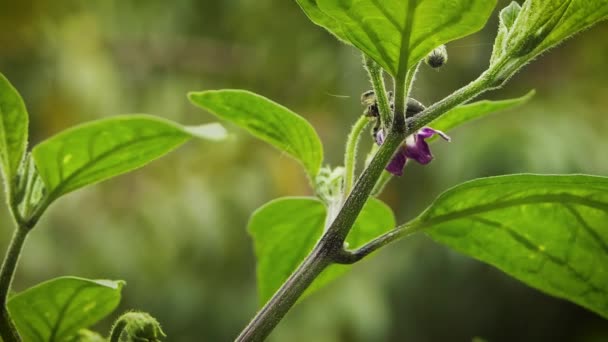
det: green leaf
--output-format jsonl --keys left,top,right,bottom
{"left": 0, "top": 73, "right": 29, "bottom": 192}
{"left": 8, "top": 276, "right": 124, "bottom": 342}
{"left": 491, "top": 0, "right": 608, "bottom": 77}
{"left": 32, "top": 115, "right": 226, "bottom": 201}
{"left": 295, "top": 0, "right": 496, "bottom": 77}
{"left": 429, "top": 90, "right": 535, "bottom": 133}
{"left": 249, "top": 197, "right": 395, "bottom": 305}
{"left": 412, "top": 174, "right": 608, "bottom": 318}
{"left": 188, "top": 90, "right": 323, "bottom": 178}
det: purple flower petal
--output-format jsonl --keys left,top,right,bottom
{"left": 404, "top": 135, "right": 434, "bottom": 165}
{"left": 403, "top": 127, "right": 451, "bottom": 165}
{"left": 376, "top": 126, "right": 450, "bottom": 176}
{"left": 386, "top": 147, "right": 407, "bottom": 176}
{"left": 418, "top": 127, "right": 451, "bottom": 141}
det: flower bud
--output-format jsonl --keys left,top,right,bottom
{"left": 110, "top": 311, "right": 166, "bottom": 342}
{"left": 425, "top": 45, "right": 448, "bottom": 68}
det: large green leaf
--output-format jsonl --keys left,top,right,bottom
{"left": 429, "top": 90, "right": 535, "bottom": 133}
{"left": 249, "top": 197, "right": 395, "bottom": 305}
{"left": 411, "top": 175, "right": 608, "bottom": 318}
{"left": 296, "top": 0, "right": 496, "bottom": 77}
{"left": 188, "top": 90, "right": 324, "bottom": 178}
{"left": 32, "top": 115, "right": 226, "bottom": 201}
{"left": 0, "top": 73, "right": 28, "bottom": 192}
{"left": 8, "top": 276, "right": 124, "bottom": 342}
{"left": 491, "top": 0, "right": 608, "bottom": 77}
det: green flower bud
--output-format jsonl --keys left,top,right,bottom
{"left": 109, "top": 311, "right": 166, "bottom": 342}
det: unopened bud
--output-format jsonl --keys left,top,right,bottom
{"left": 425, "top": 45, "right": 448, "bottom": 68}
{"left": 110, "top": 311, "right": 166, "bottom": 342}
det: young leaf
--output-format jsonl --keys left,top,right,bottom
{"left": 429, "top": 90, "right": 535, "bottom": 133}
{"left": 490, "top": 1, "right": 522, "bottom": 65}
{"left": 32, "top": 115, "right": 226, "bottom": 202}
{"left": 0, "top": 73, "right": 29, "bottom": 193}
{"left": 491, "top": 0, "right": 608, "bottom": 79}
{"left": 188, "top": 90, "right": 324, "bottom": 178}
{"left": 8, "top": 276, "right": 124, "bottom": 342}
{"left": 411, "top": 174, "right": 608, "bottom": 319}
{"left": 249, "top": 197, "right": 395, "bottom": 306}
{"left": 295, "top": 0, "right": 496, "bottom": 77}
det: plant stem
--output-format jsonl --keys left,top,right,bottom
{"left": 343, "top": 116, "right": 370, "bottom": 199}
{"left": 364, "top": 55, "right": 392, "bottom": 128}
{"left": 235, "top": 242, "right": 331, "bottom": 342}
{"left": 393, "top": 76, "right": 407, "bottom": 132}
{"left": 0, "top": 228, "right": 28, "bottom": 342}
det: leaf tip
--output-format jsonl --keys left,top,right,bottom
{"left": 185, "top": 122, "right": 228, "bottom": 141}
{"left": 93, "top": 279, "right": 126, "bottom": 290}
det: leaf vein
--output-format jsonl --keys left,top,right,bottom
{"left": 48, "top": 132, "right": 184, "bottom": 199}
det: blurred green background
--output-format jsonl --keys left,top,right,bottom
{"left": 1, "top": 1, "right": 607, "bottom": 341}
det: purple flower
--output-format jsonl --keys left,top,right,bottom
{"left": 376, "top": 128, "right": 451, "bottom": 176}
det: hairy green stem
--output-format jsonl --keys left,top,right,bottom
{"left": 392, "top": 77, "right": 407, "bottom": 132}
{"left": 343, "top": 116, "right": 370, "bottom": 199}
{"left": 364, "top": 55, "right": 392, "bottom": 128}
{"left": 235, "top": 242, "right": 331, "bottom": 342}
{"left": 0, "top": 228, "right": 28, "bottom": 342}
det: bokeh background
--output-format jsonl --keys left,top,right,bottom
{"left": 1, "top": 0, "right": 607, "bottom": 341}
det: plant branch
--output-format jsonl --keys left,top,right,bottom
{"left": 343, "top": 116, "right": 370, "bottom": 199}
{"left": 335, "top": 221, "right": 424, "bottom": 264}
